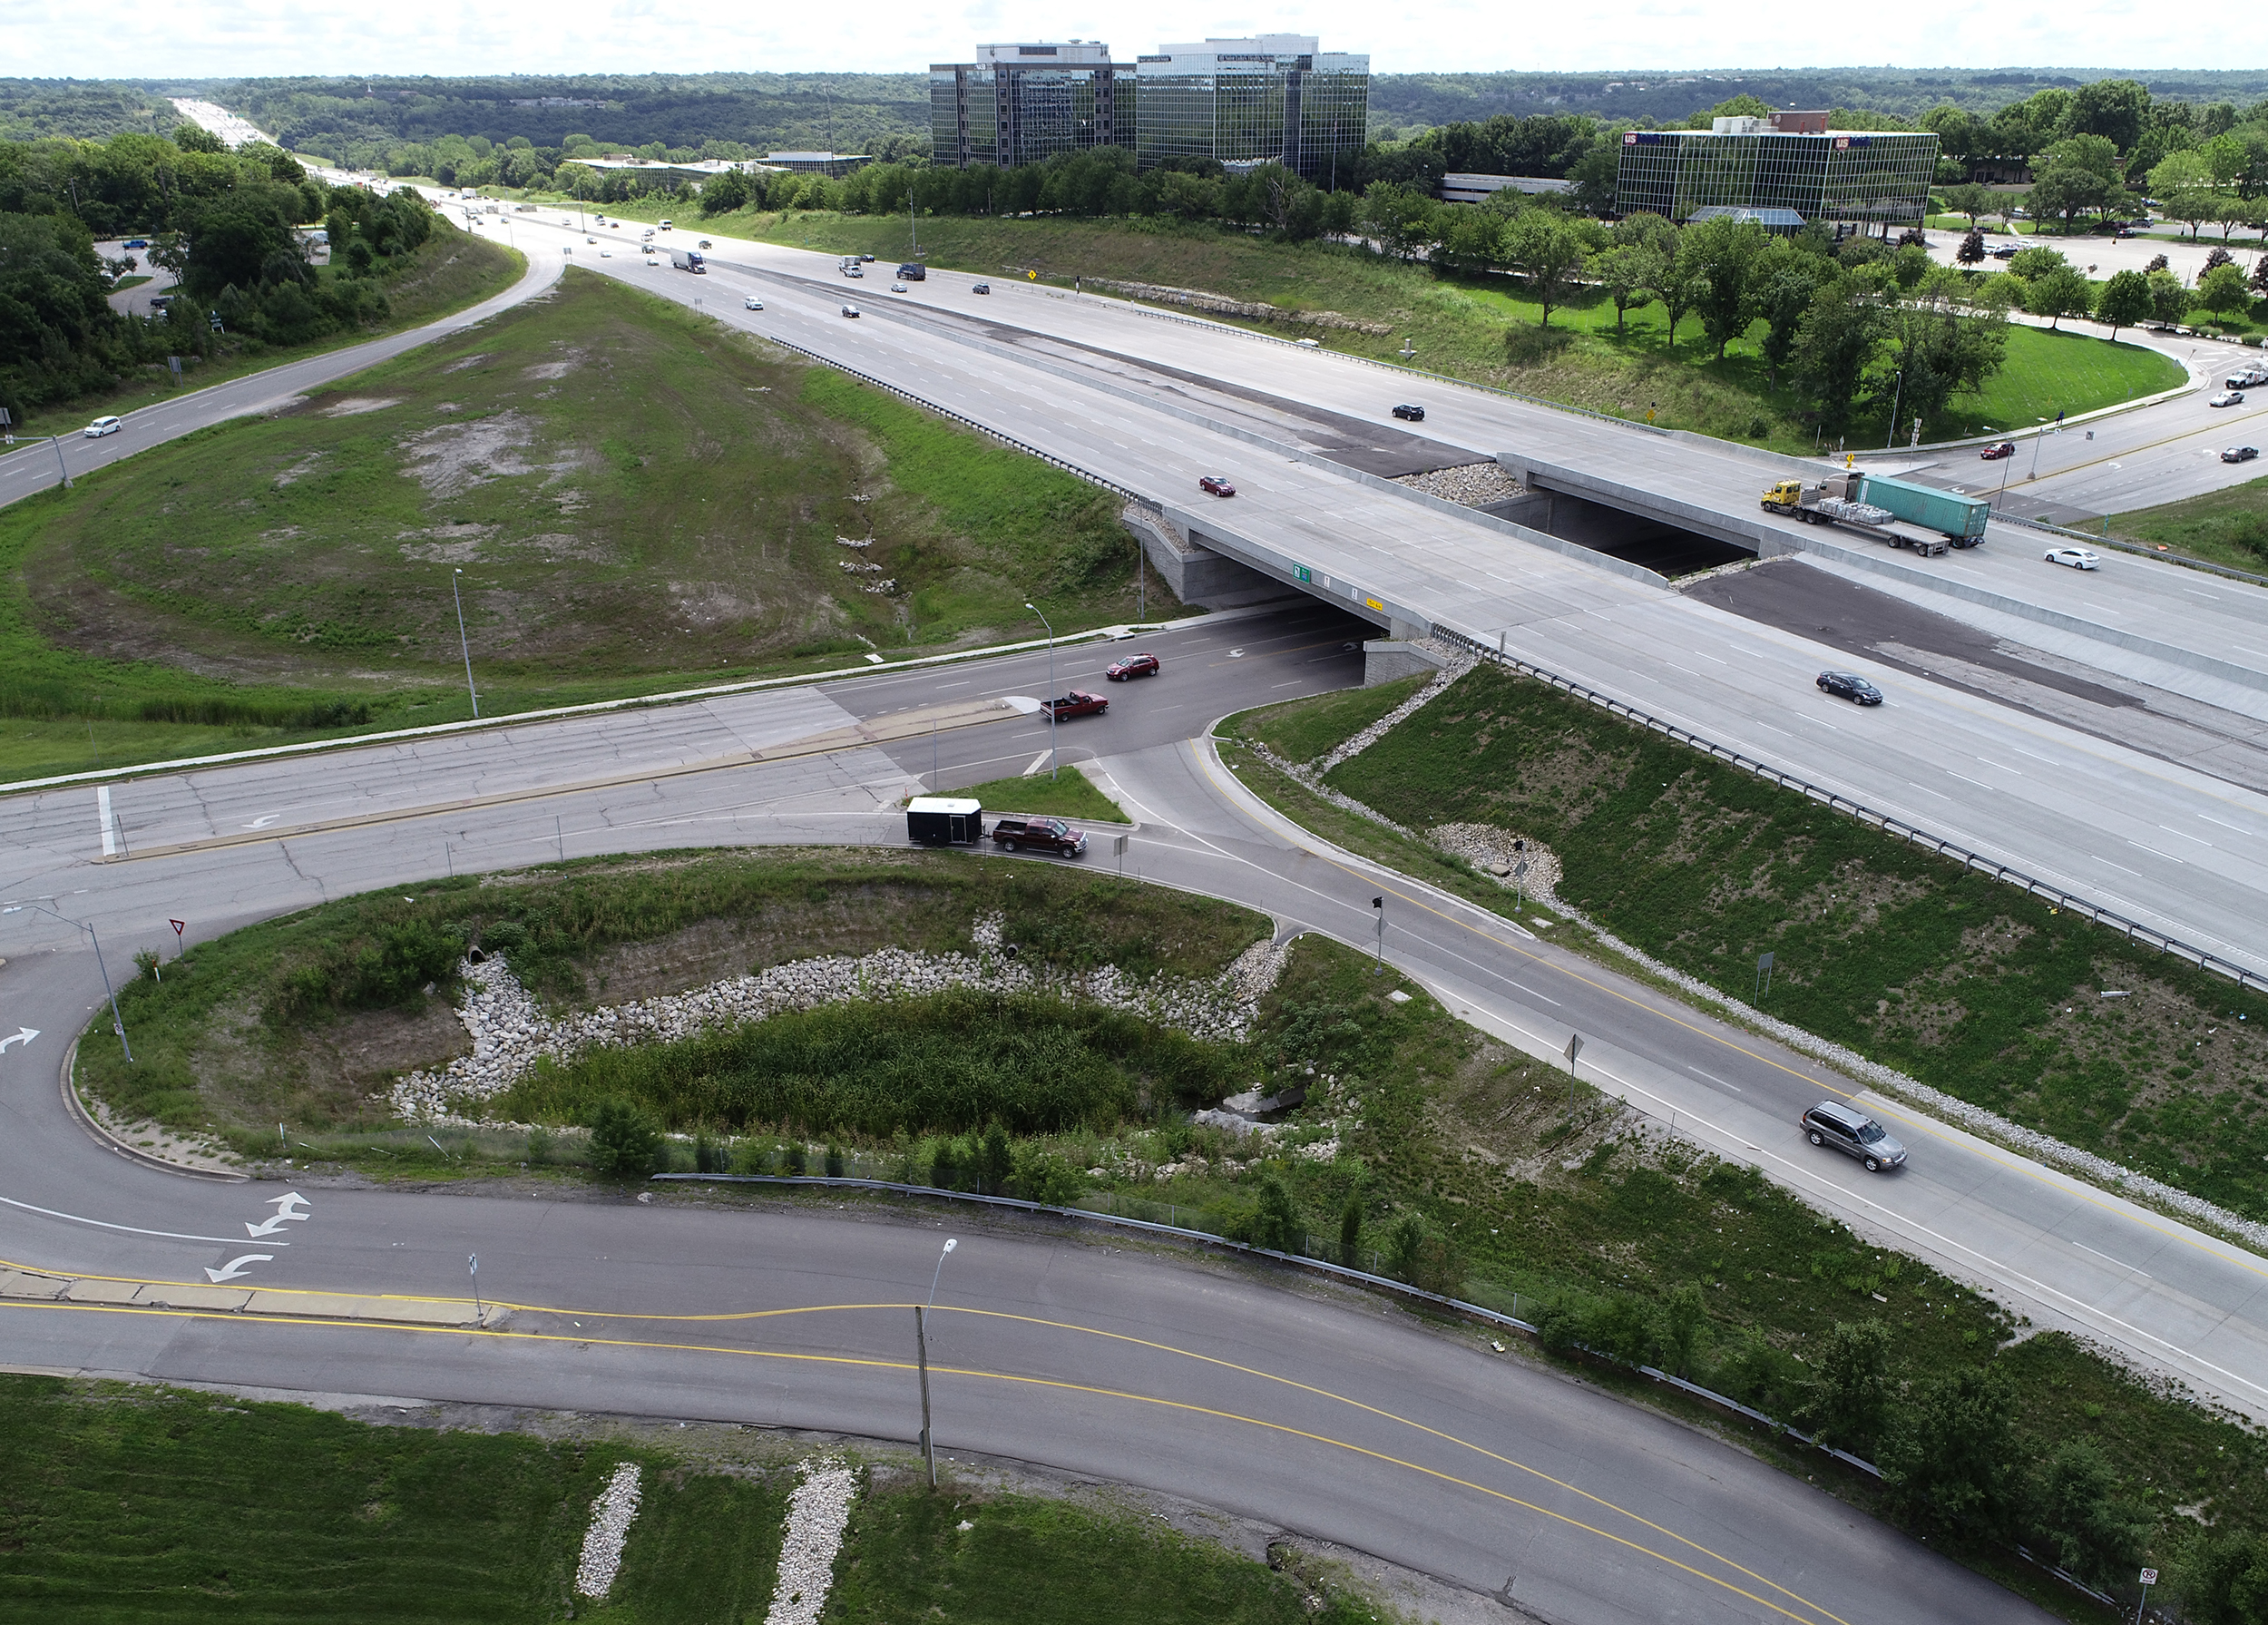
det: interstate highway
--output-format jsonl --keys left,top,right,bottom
{"left": 480, "top": 216, "right": 2268, "bottom": 976}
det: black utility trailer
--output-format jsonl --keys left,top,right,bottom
{"left": 906, "top": 797, "right": 983, "bottom": 846}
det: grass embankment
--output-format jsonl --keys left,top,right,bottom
{"left": 0, "top": 269, "right": 1168, "bottom": 783}
{"left": 943, "top": 763, "right": 1129, "bottom": 822}
{"left": 13, "top": 228, "right": 523, "bottom": 439}
{"left": 1302, "top": 661, "right": 2268, "bottom": 1221}
{"left": 0, "top": 1377, "right": 1367, "bottom": 1624}
{"left": 730, "top": 211, "right": 2179, "bottom": 451}
{"left": 77, "top": 847, "right": 1266, "bottom": 1155}
{"left": 2111, "top": 474, "right": 2268, "bottom": 574}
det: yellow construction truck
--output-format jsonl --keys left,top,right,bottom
{"left": 1762, "top": 468, "right": 1989, "bottom": 556}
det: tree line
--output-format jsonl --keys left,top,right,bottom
{"left": 0, "top": 122, "right": 441, "bottom": 421}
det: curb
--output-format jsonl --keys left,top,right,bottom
{"left": 58, "top": 1038, "right": 246, "bottom": 1183}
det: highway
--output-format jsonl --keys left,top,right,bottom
{"left": 424, "top": 215, "right": 2268, "bottom": 984}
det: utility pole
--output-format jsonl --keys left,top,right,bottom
{"left": 452, "top": 568, "right": 479, "bottom": 718}
{"left": 1372, "top": 896, "right": 1384, "bottom": 974}
{"left": 1026, "top": 601, "right": 1057, "bottom": 780}
{"left": 1883, "top": 369, "right": 1903, "bottom": 451}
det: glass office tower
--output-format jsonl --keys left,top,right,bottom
{"left": 1133, "top": 35, "right": 1368, "bottom": 184}
{"left": 1615, "top": 118, "right": 1939, "bottom": 231}
{"left": 930, "top": 43, "right": 1131, "bottom": 170}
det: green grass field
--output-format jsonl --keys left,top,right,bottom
{"left": 0, "top": 271, "right": 1166, "bottom": 783}
{"left": 0, "top": 1377, "right": 1371, "bottom": 1624}
{"left": 944, "top": 763, "right": 1129, "bottom": 822}
{"left": 2111, "top": 474, "right": 2268, "bottom": 573}
{"left": 727, "top": 212, "right": 2179, "bottom": 452}
{"left": 15, "top": 230, "right": 524, "bottom": 439}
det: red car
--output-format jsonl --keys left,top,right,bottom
{"left": 1040, "top": 690, "right": 1109, "bottom": 718}
{"left": 1104, "top": 652, "right": 1160, "bottom": 680}
{"left": 1198, "top": 475, "right": 1236, "bottom": 497}
{"left": 1980, "top": 441, "right": 2016, "bottom": 460}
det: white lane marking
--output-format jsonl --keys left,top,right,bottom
{"left": 245, "top": 1191, "right": 312, "bottom": 1237}
{"left": 1976, "top": 758, "right": 2020, "bottom": 775}
{"left": 205, "top": 1253, "right": 274, "bottom": 1284}
{"left": 2093, "top": 855, "right": 2142, "bottom": 875}
{"left": 97, "top": 786, "right": 115, "bottom": 858}
{"left": 2199, "top": 814, "right": 2250, "bottom": 832}
{"left": 1947, "top": 771, "right": 1990, "bottom": 788}
{"left": 0, "top": 1191, "right": 281, "bottom": 1247}
{"left": 245, "top": 813, "right": 281, "bottom": 829}
{"left": 2159, "top": 825, "right": 2214, "bottom": 847}
{"left": 2012, "top": 745, "right": 2060, "bottom": 763}
{"left": 1021, "top": 750, "right": 1052, "bottom": 777}
{"left": 2128, "top": 840, "right": 2185, "bottom": 864}
{"left": 1906, "top": 781, "right": 1951, "bottom": 798}
{"left": 0, "top": 1026, "right": 37, "bottom": 1052}
{"left": 2074, "top": 1239, "right": 2151, "bottom": 1277}
{"left": 1687, "top": 1065, "right": 1740, "bottom": 1092}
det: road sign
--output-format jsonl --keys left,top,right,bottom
{"left": 1293, "top": 563, "right": 1312, "bottom": 583}
{"left": 171, "top": 918, "right": 186, "bottom": 955}
{"left": 2141, "top": 1570, "right": 2158, "bottom": 1585}
{"left": 1564, "top": 1033, "right": 1583, "bottom": 1067}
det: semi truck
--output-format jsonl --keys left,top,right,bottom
{"left": 669, "top": 248, "right": 705, "bottom": 273}
{"left": 1762, "top": 470, "right": 1989, "bottom": 553}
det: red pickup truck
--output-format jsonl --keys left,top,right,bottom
{"left": 991, "top": 817, "right": 1087, "bottom": 857}
{"left": 1040, "top": 690, "right": 1109, "bottom": 719}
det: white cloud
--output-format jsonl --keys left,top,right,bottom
{"left": 5, "top": 0, "right": 2221, "bottom": 79}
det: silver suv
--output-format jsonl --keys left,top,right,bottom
{"left": 1800, "top": 1101, "right": 1906, "bottom": 1171}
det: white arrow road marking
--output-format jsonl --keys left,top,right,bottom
{"left": 244, "top": 814, "right": 281, "bottom": 829}
{"left": 205, "top": 1254, "right": 273, "bottom": 1284}
{"left": 0, "top": 1027, "right": 37, "bottom": 1052}
{"left": 0, "top": 1191, "right": 282, "bottom": 1247}
{"left": 244, "top": 1191, "right": 312, "bottom": 1237}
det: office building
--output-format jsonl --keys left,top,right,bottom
{"left": 1134, "top": 35, "right": 1368, "bottom": 184}
{"left": 930, "top": 42, "right": 1132, "bottom": 171}
{"left": 1615, "top": 113, "right": 1938, "bottom": 232}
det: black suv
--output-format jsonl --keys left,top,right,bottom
{"left": 898, "top": 262, "right": 926, "bottom": 281}
{"left": 1817, "top": 671, "right": 1882, "bottom": 706}
{"left": 1800, "top": 1101, "right": 1907, "bottom": 1171}
{"left": 991, "top": 816, "right": 1086, "bottom": 857}
{"left": 1392, "top": 403, "right": 1425, "bottom": 421}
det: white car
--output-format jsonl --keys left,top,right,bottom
{"left": 644, "top": 255, "right": 659, "bottom": 265}
{"left": 891, "top": 280, "right": 908, "bottom": 292}
{"left": 743, "top": 296, "right": 764, "bottom": 310}
{"left": 586, "top": 235, "right": 596, "bottom": 243}
{"left": 83, "top": 416, "right": 121, "bottom": 438}
{"left": 2044, "top": 546, "right": 2100, "bottom": 570}
{"left": 599, "top": 249, "right": 611, "bottom": 258}
{"left": 841, "top": 304, "right": 860, "bottom": 318}
{"left": 2210, "top": 391, "right": 2246, "bottom": 407}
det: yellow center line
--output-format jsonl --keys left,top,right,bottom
{"left": 0, "top": 1294, "right": 1851, "bottom": 1625}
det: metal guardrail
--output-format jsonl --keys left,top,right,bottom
{"left": 1994, "top": 506, "right": 2268, "bottom": 590}
{"left": 753, "top": 328, "right": 1162, "bottom": 514}
{"left": 1432, "top": 625, "right": 2268, "bottom": 994}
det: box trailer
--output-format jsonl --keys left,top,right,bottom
{"left": 906, "top": 797, "right": 983, "bottom": 846}
{"left": 1853, "top": 471, "right": 1989, "bottom": 547}
{"left": 669, "top": 248, "right": 705, "bottom": 273}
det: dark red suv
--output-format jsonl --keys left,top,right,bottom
{"left": 991, "top": 817, "right": 1087, "bottom": 857}
{"left": 1104, "top": 652, "right": 1159, "bottom": 680}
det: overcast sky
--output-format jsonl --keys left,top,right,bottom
{"left": 8, "top": 0, "right": 2240, "bottom": 81}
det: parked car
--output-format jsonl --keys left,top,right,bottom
{"left": 1980, "top": 440, "right": 2016, "bottom": 460}
{"left": 1800, "top": 1101, "right": 1907, "bottom": 1172}
{"left": 1816, "top": 670, "right": 1882, "bottom": 705}
{"left": 1198, "top": 474, "right": 1236, "bottom": 497}
{"left": 991, "top": 816, "right": 1087, "bottom": 857}
{"left": 972, "top": 281, "right": 991, "bottom": 295}
{"left": 2224, "top": 445, "right": 2261, "bottom": 464}
{"left": 841, "top": 304, "right": 860, "bottom": 318}
{"left": 122, "top": 237, "right": 149, "bottom": 249}
{"left": 1104, "top": 652, "right": 1160, "bottom": 681}
{"left": 83, "top": 416, "right": 121, "bottom": 438}
{"left": 2045, "top": 545, "right": 2101, "bottom": 570}
{"left": 744, "top": 296, "right": 764, "bottom": 310}
{"left": 1391, "top": 403, "right": 1426, "bottom": 421}
{"left": 1040, "top": 690, "right": 1110, "bottom": 719}
{"left": 2210, "top": 391, "right": 2245, "bottom": 407}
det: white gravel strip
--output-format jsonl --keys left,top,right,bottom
{"left": 1312, "top": 647, "right": 1472, "bottom": 775}
{"left": 572, "top": 1462, "right": 643, "bottom": 1599}
{"left": 763, "top": 1458, "right": 858, "bottom": 1625}
{"left": 389, "top": 914, "right": 1290, "bottom": 1124}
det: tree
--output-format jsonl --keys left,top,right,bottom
{"left": 2096, "top": 269, "right": 2153, "bottom": 339}
{"left": 1657, "top": 1283, "right": 1706, "bottom": 1378}
{"left": 2026, "top": 1440, "right": 2148, "bottom": 1592}
{"left": 2148, "top": 268, "right": 2193, "bottom": 326}
{"left": 1504, "top": 209, "right": 1592, "bottom": 328}
{"left": 1382, "top": 1212, "right": 1462, "bottom": 1297}
{"left": 2154, "top": 150, "right": 2218, "bottom": 237}
{"left": 1878, "top": 1365, "right": 2019, "bottom": 1537}
{"left": 1956, "top": 227, "right": 1986, "bottom": 266}
{"left": 586, "top": 1099, "right": 662, "bottom": 1179}
{"left": 2254, "top": 254, "right": 2268, "bottom": 296}
{"left": 1251, "top": 1174, "right": 1305, "bottom": 1255}
{"left": 172, "top": 121, "right": 226, "bottom": 155}
{"left": 1754, "top": 241, "right": 1831, "bottom": 386}
{"left": 1362, "top": 181, "right": 1435, "bottom": 260}
{"left": 1940, "top": 182, "right": 1995, "bottom": 226}
{"left": 1337, "top": 1197, "right": 1364, "bottom": 1268}
{"left": 2007, "top": 243, "right": 2071, "bottom": 282}
{"left": 2181, "top": 1530, "right": 2268, "bottom": 1625}
{"left": 2214, "top": 193, "right": 2263, "bottom": 243}
{"left": 2026, "top": 264, "right": 2097, "bottom": 329}
{"left": 2068, "top": 79, "right": 2151, "bottom": 154}
{"left": 2197, "top": 261, "right": 2254, "bottom": 316}
{"left": 1809, "top": 1321, "right": 1891, "bottom": 1458}
{"left": 1650, "top": 237, "right": 1702, "bottom": 352}
{"left": 698, "top": 166, "right": 749, "bottom": 215}
{"left": 1681, "top": 212, "right": 1768, "bottom": 357}
{"left": 1792, "top": 279, "right": 1885, "bottom": 434}
{"left": 2027, "top": 164, "right": 2111, "bottom": 233}
{"left": 1589, "top": 243, "right": 1655, "bottom": 333}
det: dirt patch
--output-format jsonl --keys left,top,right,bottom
{"left": 522, "top": 354, "right": 582, "bottom": 380}
{"left": 2040, "top": 963, "right": 2268, "bottom": 1116}
{"left": 1429, "top": 823, "right": 1563, "bottom": 899}
{"left": 398, "top": 524, "right": 499, "bottom": 563}
{"left": 321, "top": 396, "right": 402, "bottom": 417}
{"left": 398, "top": 411, "right": 538, "bottom": 496}
{"left": 273, "top": 454, "right": 326, "bottom": 487}
{"left": 442, "top": 354, "right": 490, "bottom": 373}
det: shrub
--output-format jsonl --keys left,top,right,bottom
{"left": 1337, "top": 1198, "right": 1364, "bottom": 1268}
{"left": 1251, "top": 1174, "right": 1305, "bottom": 1255}
{"left": 1382, "top": 1212, "right": 1463, "bottom": 1297}
{"left": 1878, "top": 1365, "right": 2019, "bottom": 1538}
{"left": 585, "top": 1099, "right": 661, "bottom": 1180}
{"left": 2025, "top": 1439, "right": 2148, "bottom": 1591}
{"left": 1807, "top": 1320, "right": 1891, "bottom": 1457}
{"left": 1010, "top": 1146, "right": 1084, "bottom": 1206}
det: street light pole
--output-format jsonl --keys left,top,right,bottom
{"left": 1025, "top": 601, "right": 1057, "bottom": 781}
{"left": 917, "top": 1238, "right": 958, "bottom": 1488}
{"left": 452, "top": 568, "right": 479, "bottom": 719}
{"left": 3, "top": 901, "right": 132, "bottom": 1062}
{"left": 1883, "top": 369, "right": 1903, "bottom": 451}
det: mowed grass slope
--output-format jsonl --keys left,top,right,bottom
{"left": 738, "top": 212, "right": 2179, "bottom": 450}
{"left": 2112, "top": 473, "right": 2268, "bottom": 573}
{"left": 0, "top": 269, "right": 1162, "bottom": 781}
{"left": 1323, "top": 662, "right": 2268, "bottom": 1218}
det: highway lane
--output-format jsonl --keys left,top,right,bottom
{"left": 476, "top": 230, "right": 2268, "bottom": 975}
